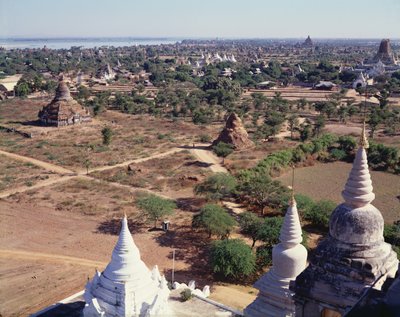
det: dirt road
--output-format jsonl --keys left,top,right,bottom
{"left": 0, "top": 149, "right": 74, "bottom": 174}
{"left": 190, "top": 146, "right": 228, "bottom": 173}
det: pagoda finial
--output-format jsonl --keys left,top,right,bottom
{"left": 359, "top": 121, "right": 369, "bottom": 149}
{"left": 342, "top": 126, "right": 375, "bottom": 207}
{"left": 290, "top": 165, "right": 296, "bottom": 206}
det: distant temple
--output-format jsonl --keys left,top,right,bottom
{"left": 373, "top": 39, "right": 397, "bottom": 65}
{"left": 302, "top": 35, "right": 314, "bottom": 48}
{"left": 83, "top": 216, "right": 173, "bottom": 317}
{"left": 38, "top": 77, "right": 91, "bottom": 127}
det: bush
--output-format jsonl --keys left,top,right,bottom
{"left": 194, "top": 173, "right": 237, "bottom": 201}
{"left": 210, "top": 239, "right": 256, "bottom": 279}
{"left": 256, "top": 245, "right": 272, "bottom": 268}
{"left": 384, "top": 222, "right": 400, "bottom": 246}
{"left": 101, "top": 127, "right": 113, "bottom": 145}
{"left": 303, "top": 200, "right": 336, "bottom": 229}
{"left": 257, "top": 217, "right": 283, "bottom": 247}
{"left": 330, "top": 148, "right": 347, "bottom": 161}
{"left": 212, "top": 142, "right": 234, "bottom": 157}
{"left": 199, "top": 134, "right": 211, "bottom": 143}
{"left": 180, "top": 289, "right": 192, "bottom": 302}
{"left": 295, "top": 194, "right": 314, "bottom": 218}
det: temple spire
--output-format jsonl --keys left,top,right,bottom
{"left": 342, "top": 123, "right": 375, "bottom": 207}
{"left": 244, "top": 172, "right": 307, "bottom": 317}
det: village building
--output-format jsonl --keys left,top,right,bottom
{"left": 83, "top": 216, "right": 173, "bottom": 317}
{"left": 290, "top": 125, "right": 399, "bottom": 317}
{"left": 245, "top": 194, "right": 307, "bottom": 317}
{"left": 38, "top": 77, "right": 91, "bottom": 127}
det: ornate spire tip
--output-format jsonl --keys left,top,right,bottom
{"left": 359, "top": 121, "right": 369, "bottom": 149}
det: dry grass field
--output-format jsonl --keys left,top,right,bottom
{"left": 91, "top": 150, "right": 212, "bottom": 198}
{"left": 277, "top": 161, "right": 400, "bottom": 224}
{"left": 0, "top": 154, "right": 52, "bottom": 191}
{"left": 0, "top": 99, "right": 222, "bottom": 170}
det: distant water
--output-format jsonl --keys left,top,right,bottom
{"left": 0, "top": 37, "right": 182, "bottom": 49}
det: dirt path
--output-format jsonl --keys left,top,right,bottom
{"left": 86, "top": 147, "right": 184, "bottom": 173}
{"left": 0, "top": 249, "right": 106, "bottom": 267}
{"left": 189, "top": 146, "right": 228, "bottom": 173}
{"left": 0, "top": 149, "right": 74, "bottom": 174}
{"left": 0, "top": 175, "right": 77, "bottom": 199}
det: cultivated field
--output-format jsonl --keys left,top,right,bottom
{"left": 277, "top": 161, "right": 400, "bottom": 224}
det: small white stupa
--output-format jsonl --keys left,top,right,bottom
{"left": 244, "top": 188, "right": 308, "bottom": 317}
{"left": 83, "top": 216, "right": 173, "bottom": 317}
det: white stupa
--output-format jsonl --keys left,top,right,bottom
{"left": 244, "top": 194, "right": 308, "bottom": 317}
{"left": 83, "top": 216, "right": 173, "bottom": 317}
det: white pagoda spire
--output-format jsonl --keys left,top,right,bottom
{"left": 83, "top": 216, "right": 174, "bottom": 317}
{"left": 244, "top": 178, "right": 308, "bottom": 317}
{"left": 342, "top": 122, "right": 375, "bottom": 208}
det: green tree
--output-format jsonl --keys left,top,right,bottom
{"left": 194, "top": 173, "right": 237, "bottom": 201}
{"left": 239, "top": 212, "right": 263, "bottom": 248}
{"left": 136, "top": 194, "right": 176, "bottom": 228}
{"left": 313, "top": 115, "right": 326, "bottom": 137}
{"left": 303, "top": 200, "right": 336, "bottom": 229}
{"left": 192, "top": 204, "right": 237, "bottom": 238}
{"left": 210, "top": 239, "right": 256, "bottom": 279}
{"left": 238, "top": 173, "right": 289, "bottom": 214}
{"left": 15, "top": 82, "right": 30, "bottom": 97}
{"left": 101, "top": 127, "right": 113, "bottom": 145}
{"left": 288, "top": 114, "right": 299, "bottom": 140}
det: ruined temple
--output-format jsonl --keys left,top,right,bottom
{"left": 38, "top": 77, "right": 91, "bottom": 127}
{"left": 212, "top": 113, "right": 254, "bottom": 150}
{"left": 373, "top": 39, "right": 397, "bottom": 65}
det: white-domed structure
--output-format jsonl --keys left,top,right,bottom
{"left": 83, "top": 216, "right": 173, "bottom": 317}
{"left": 291, "top": 124, "right": 399, "bottom": 317}
{"left": 244, "top": 195, "right": 307, "bottom": 317}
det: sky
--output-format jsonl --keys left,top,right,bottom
{"left": 0, "top": 0, "right": 399, "bottom": 39}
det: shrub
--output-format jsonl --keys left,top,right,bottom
{"left": 199, "top": 134, "right": 211, "bottom": 143}
{"left": 212, "top": 142, "right": 234, "bottom": 157}
{"left": 257, "top": 217, "right": 284, "bottom": 247}
{"left": 194, "top": 173, "right": 237, "bottom": 201}
{"left": 330, "top": 148, "right": 347, "bottom": 161}
{"left": 303, "top": 200, "right": 336, "bottom": 229}
{"left": 180, "top": 289, "right": 192, "bottom": 302}
{"left": 101, "top": 127, "right": 113, "bottom": 145}
{"left": 294, "top": 194, "right": 314, "bottom": 218}
{"left": 384, "top": 222, "right": 400, "bottom": 246}
{"left": 210, "top": 239, "right": 256, "bottom": 279}
{"left": 256, "top": 245, "right": 272, "bottom": 268}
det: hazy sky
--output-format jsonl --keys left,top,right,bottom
{"left": 1, "top": 0, "right": 399, "bottom": 38}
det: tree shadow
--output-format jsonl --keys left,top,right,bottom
{"left": 36, "top": 301, "right": 85, "bottom": 317}
{"left": 176, "top": 197, "right": 204, "bottom": 213}
{"left": 95, "top": 218, "right": 145, "bottom": 235}
{"left": 155, "top": 225, "right": 213, "bottom": 286}
{"left": 183, "top": 160, "right": 212, "bottom": 168}
{"left": 178, "top": 144, "right": 211, "bottom": 150}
